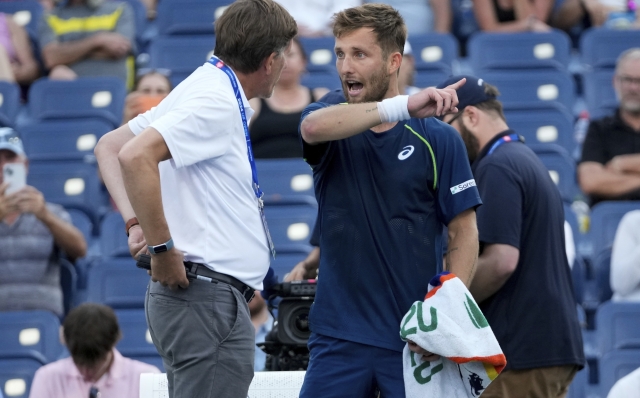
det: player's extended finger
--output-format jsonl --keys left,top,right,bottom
{"left": 446, "top": 88, "right": 460, "bottom": 109}
{"left": 446, "top": 78, "right": 466, "bottom": 91}
{"left": 432, "top": 91, "right": 444, "bottom": 117}
{"left": 440, "top": 91, "right": 453, "bottom": 114}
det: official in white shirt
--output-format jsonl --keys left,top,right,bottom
{"left": 94, "top": 1, "right": 297, "bottom": 397}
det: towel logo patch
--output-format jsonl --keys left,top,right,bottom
{"left": 398, "top": 145, "right": 415, "bottom": 160}
{"left": 450, "top": 179, "right": 476, "bottom": 195}
{"left": 469, "top": 372, "right": 485, "bottom": 396}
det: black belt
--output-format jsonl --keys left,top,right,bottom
{"left": 184, "top": 262, "right": 255, "bottom": 303}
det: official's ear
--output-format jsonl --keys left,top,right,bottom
{"left": 463, "top": 106, "right": 481, "bottom": 127}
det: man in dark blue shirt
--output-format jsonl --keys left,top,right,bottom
{"left": 438, "top": 75, "right": 585, "bottom": 398}
{"left": 296, "top": 4, "right": 482, "bottom": 397}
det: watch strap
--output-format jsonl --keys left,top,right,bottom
{"left": 125, "top": 217, "right": 139, "bottom": 237}
{"left": 148, "top": 238, "right": 174, "bottom": 255}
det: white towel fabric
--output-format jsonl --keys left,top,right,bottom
{"left": 400, "top": 272, "right": 507, "bottom": 397}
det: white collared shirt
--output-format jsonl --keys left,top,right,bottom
{"left": 129, "top": 62, "right": 270, "bottom": 289}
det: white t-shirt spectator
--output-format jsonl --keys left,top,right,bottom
{"left": 276, "top": 0, "right": 361, "bottom": 36}
{"left": 610, "top": 210, "right": 640, "bottom": 302}
{"left": 607, "top": 366, "right": 640, "bottom": 398}
{"left": 129, "top": 61, "right": 270, "bottom": 289}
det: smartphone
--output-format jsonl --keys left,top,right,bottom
{"left": 3, "top": 162, "right": 26, "bottom": 195}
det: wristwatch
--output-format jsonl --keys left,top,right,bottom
{"left": 148, "top": 238, "right": 174, "bottom": 254}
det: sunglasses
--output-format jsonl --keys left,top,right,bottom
{"left": 445, "top": 111, "right": 463, "bottom": 125}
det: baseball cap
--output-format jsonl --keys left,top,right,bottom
{"left": 0, "top": 127, "right": 25, "bottom": 156}
{"left": 436, "top": 75, "right": 498, "bottom": 112}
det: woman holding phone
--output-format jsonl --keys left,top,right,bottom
{"left": 123, "top": 70, "right": 173, "bottom": 124}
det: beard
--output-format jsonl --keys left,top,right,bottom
{"left": 341, "top": 64, "right": 391, "bottom": 104}
{"left": 621, "top": 98, "right": 640, "bottom": 115}
{"left": 458, "top": 118, "right": 481, "bottom": 164}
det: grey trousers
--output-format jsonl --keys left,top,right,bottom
{"left": 145, "top": 278, "right": 255, "bottom": 398}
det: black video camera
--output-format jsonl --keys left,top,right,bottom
{"left": 258, "top": 280, "right": 316, "bottom": 371}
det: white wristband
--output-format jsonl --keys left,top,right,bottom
{"left": 377, "top": 95, "right": 410, "bottom": 123}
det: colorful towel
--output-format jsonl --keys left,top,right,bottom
{"left": 400, "top": 272, "right": 507, "bottom": 397}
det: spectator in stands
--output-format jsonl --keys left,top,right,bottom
{"left": 277, "top": 0, "right": 361, "bottom": 37}
{"left": 439, "top": 75, "right": 584, "bottom": 397}
{"left": 610, "top": 210, "right": 640, "bottom": 301}
{"left": 250, "top": 292, "right": 273, "bottom": 371}
{"left": 607, "top": 366, "right": 640, "bottom": 397}
{"left": 366, "top": 0, "right": 452, "bottom": 34}
{"left": 0, "top": 128, "right": 86, "bottom": 317}
{"left": 552, "top": 0, "right": 639, "bottom": 30}
{"left": 38, "top": 0, "right": 136, "bottom": 86}
{"left": 472, "top": 0, "right": 553, "bottom": 31}
{"left": 249, "top": 37, "right": 328, "bottom": 159}
{"left": 123, "top": 70, "right": 172, "bottom": 124}
{"left": 140, "top": 0, "right": 158, "bottom": 20}
{"left": 29, "top": 303, "right": 160, "bottom": 397}
{"left": 398, "top": 41, "right": 420, "bottom": 95}
{"left": 0, "top": 13, "right": 40, "bottom": 85}
{"left": 578, "top": 49, "right": 640, "bottom": 206}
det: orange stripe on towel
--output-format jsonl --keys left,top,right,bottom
{"left": 425, "top": 273, "right": 458, "bottom": 300}
{"left": 447, "top": 353, "right": 507, "bottom": 375}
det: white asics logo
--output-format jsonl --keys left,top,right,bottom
{"left": 398, "top": 145, "right": 415, "bottom": 160}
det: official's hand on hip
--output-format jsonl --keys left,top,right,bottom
{"left": 408, "top": 78, "right": 465, "bottom": 119}
{"left": 407, "top": 340, "right": 441, "bottom": 362}
{"left": 150, "top": 248, "right": 190, "bottom": 290}
{"left": 128, "top": 225, "right": 148, "bottom": 259}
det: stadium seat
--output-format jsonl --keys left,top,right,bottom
{"left": 468, "top": 30, "right": 571, "bottom": 72}
{"left": 594, "top": 247, "right": 614, "bottom": 303}
{"left": 157, "top": 0, "right": 231, "bottom": 35}
{"left": 263, "top": 204, "right": 317, "bottom": 253}
{"left": 529, "top": 144, "right": 579, "bottom": 203}
{"left": 86, "top": 257, "right": 149, "bottom": 309}
{"left": 589, "top": 201, "right": 640, "bottom": 259}
{"left": 0, "top": 82, "right": 20, "bottom": 128}
{"left": 580, "top": 28, "right": 640, "bottom": 70}
{"left": 599, "top": 349, "right": 640, "bottom": 397}
{"left": 59, "top": 258, "right": 78, "bottom": 315}
{"left": 299, "top": 37, "right": 336, "bottom": 74}
{"left": 99, "top": 211, "right": 129, "bottom": 257}
{"left": 0, "top": 311, "right": 63, "bottom": 364}
{"left": 0, "top": 1, "right": 43, "bottom": 38}
{"left": 301, "top": 70, "right": 341, "bottom": 91}
{"left": 504, "top": 103, "right": 575, "bottom": 154}
{"left": 414, "top": 69, "right": 452, "bottom": 89}
{"left": 596, "top": 302, "right": 640, "bottom": 353}
{"left": 20, "top": 119, "right": 113, "bottom": 161}
{"left": 130, "top": 354, "right": 164, "bottom": 372}
{"left": 114, "top": 309, "right": 160, "bottom": 357}
{"left": 408, "top": 33, "right": 458, "bottom": 73}
{"left": 149, "top": 35, "right": 215, "bottom": 87}
{"left": 566, "top": 365, "right": 588, "bottom": 398}
{"left": 27, "top": 77, "right": 126, "bottom": 128}
{"left": 27, "top": 160, "right": 108, "bottom": 223}
{"left": 66, "top": 207, "right": 94, "bottom": 244}
{"left": 256, "top": 159, "right": 316, "bottom": 206}
{"left": 583, "top": 69, "right": 617, "bottom": 120}
{"left": 270, "top": 252, "right": 312, "bottom": 282}
{"left": 0, "top": 357, "right": 42, "bottom": 398}
{"left": 571, "top": 256, "right": 586, "bottom": 305}
{"left": 481, "top": 70, "right": 575, "bottom": 111}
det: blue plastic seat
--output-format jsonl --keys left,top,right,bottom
{"left": 0, "top": 311, "right": 63, "bottom": 364}
{"left": 589, "top": 201, "right": 640, "bottom": 258}
{"left": 149, "top": 35, "right": 215, "bottom": 88}
{"left": 0, "top": 82, "right": 20, "bottom": 128}
{"left": 580, "top": 28, "right": 640, "bottom": 70}
{"left": 596, "top": 302, "right": 640, "bottom": 354}
{"left": 481, "top": 70, "right": 575, "bottom": 111}
{"left": 86, "top": 257, "right": 149, "bottom": 309}
{"left": 27, "top": 160, "right": 108, "bottom": 223}
{"left": 414, "top": 69, "right": 452, "bottom": 89}
{"left": 583, "top": 69, "right": 617, "bottom": 120}
{"left": 27, "top": 77, "right": 126, "bottom": 128}
{"left": 593, "top": 247, "right": 613, "bottom": 303}
{"left": 129, "top": 354, "right": 164, "bottom": 371}
{"left": 469, "top": 30, "right": 571, "bottom": 72}
{"left": 299, "top": 37, "right": 336, "bottom": 74}
{"left": 599, "top": 349, "right": 640, "bottom": 397}
{"left": 0, "top": 357, "right": 42, "bottom": 398}
{"left": 65, "top": 207, "right": 94, "bottom": 244}
{"left": 301, "top": 70, "right": 341, "bottom": 91}
{"left": 263, "top": 204, "right": 317, "bottom": 253}
{"left": 566, "top": 364, "right": 588, "bottom": 398}
{"left": 408, "top": 33, "right": 458, "bottom": 73}
{"left": 505, "top": 104, "right": 575, "bottom": 154}
{"left": 0, "top": 1, "right": 43, "bottom": 38}
{"left": 114, "top": 309, "right": 160, "bottom": 356}
{"left": 157, "top": 0, "right": 231, "bottom": 35}
{"left": 99, "top": 211, "right": 129, "bottom": 257}
{"left": 20, "top": 119, "right": 113, "bottom": 161}
{"left": 530, "top": 144, "right": 579, "bottom": 203}
{"left": 256, "top": 159, "right": 316, "bottom": 206}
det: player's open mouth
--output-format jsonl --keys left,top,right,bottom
{"left": 347, "top": 80, "right": 363, "bottom": 96}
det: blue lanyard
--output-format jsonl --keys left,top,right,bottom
{"left": 208, "top": 56, "right": 264, "bottom": 203}
{"left": 487, "top": 133, "right": 523, "bottom": 156}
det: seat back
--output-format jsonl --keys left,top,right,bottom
{"left": 86, "top": 257, "right": 149, "bottom": 308}
{"left": 469, "top": 30, "right": 571, "bottom": 72}
{"left": 583, "top": 69, "right": 617, "bottom": 120}
{"left": 599, "top": 349, "right": 640, "bottom": 397}
{"left": 263, "top": 204, "right": 317, "bottom": 253}
{"left": 0, "top": 311, "right": 63, "bottom": 364}
{"left": 589, "top": 201, "right": 640, "bottom": 257}
{"left": 114, "top": 309, "right": 160, "bottom": 356}
{"left": 157, "top": 0, "right": 230, "bottom": 35}
{"left": 299, "top": 37, "right": 336, "bottom": 74}
{"left": 408, "top": 33, "right": 458, "bottom": 72}
{"left": 0, "top": 1, "right": 43, "bottom": 37}
{"left": 530, "top": 144, "right": 579, "bottom": 203}
{"left": 594, "top": 247, "right": 614, "bottom": 303}
{"left": 580, "top": 28, "right": 640, "bottom": 70}
{"left": 0, "top": 357, "right": 42, "bottom": 398}
{"left": 256, "top": 159, "right": 316, "bottom": 205}
{"left": 505, "top": 104, "right": 575, "bottom": 154}
{"left": 596, "top": 302, "right": 640, "bottom": 353}
{"left": 99, "top": 211, "right": 129, "bottom": 257}
{"left": 149, "top": 35, "right": 215, "bottom": 88}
